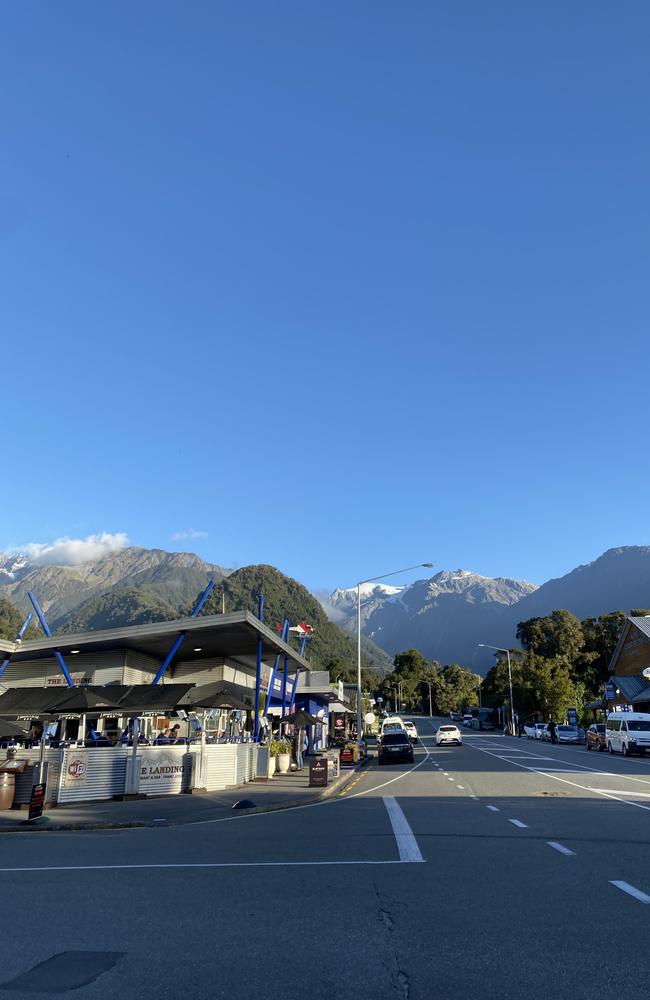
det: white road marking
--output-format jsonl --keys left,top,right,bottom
{"left": 382, "top": 796, "right": 424, "bottom": 863}
{"left": 456, "top": 785, "right": 465, "bottom": 789}
{"left": 470, "top": 794, "right": 479, "bottom": 800}
{"left": 0, "top": 860, "right": 414, "bottom": 874}
{"left": 610, "top": 880, "right": 650, "bottom": 903}
{"left": 546, "top": 841, "right": 575, "bottom": 856}
{"left": 587, "top": 788, "right": 650, "bottom": 798}
{"left": 486, "top": 805, "right": 500, "bottom": 812}
{"left": 508, "top": 819, "right": 528, "bottom": 828}
{"left": 464, "top": 742, "right": 650, "bottom": 814}
{"left": 447, "top": 777, "right": 454, "bottom": 782}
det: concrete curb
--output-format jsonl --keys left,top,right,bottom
{"left": 0, "top": 755, "right": 374, "bottom": 834}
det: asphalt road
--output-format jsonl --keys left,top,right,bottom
{"left": 0, "top": 717, "right": 649, "bottom": 999}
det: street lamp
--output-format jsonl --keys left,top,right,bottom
{"left": 356, "top": 562, "right": 433, "bottom": 742}
{"left": 478, "top": 643, "right": 516, "bottom": 735}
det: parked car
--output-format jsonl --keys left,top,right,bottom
{"left": 377, "top": 731, "right": 415, "bottom": 765}
{"left": 537, "top": 723, "right": 549, "bottom": 740}
{"left": 436, "top": 725, "right": 462, "bottom": 746}
{"left": 586, "top": 723, "right": 606, "bottom": 751}
{"left": 555, "top": 725, "right": 582, "bottom": 744}
{"left": 450, "top": 712, "right": 463, "bottom": 722}
{"left": 462, "top": 715, "right": 475, "bottom": 728}
{"left": 523, "top": 723, "right": 538, "bottom": 739}
{"left": 606, "top": 712, "right": 650, "bottom": 756}
{"left": 404, "top": 721, "right": 418, "bottom": 743}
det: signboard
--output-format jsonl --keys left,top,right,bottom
{"left": 364, "top": 712, "right": 376, "bottom": 725}
{"left": 605, "top": 682, "right": 617, "bottom": 702}
{"left": 308, "top": 757, "right": 328, "bottom": 787}
{"left": 139, "top": 749, "right": 187, "bottom": 794}
{"left": 567, "top": 708, "right": 579, "bottom": 728}
{"left": 339, "top": 747, "right": 354, "bottom": 768}
{"left": 28, "top": 782, "right": 46, "bottom": 821}
{"left": 66, "top": 756, "right": 88, "bottom": 784}
{"left": 333, "top": 716, "right": 345, "bottom": 732}
{"left": 46, "top": 674, "right": 92, "bottom": 687}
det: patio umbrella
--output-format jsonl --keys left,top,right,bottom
{"left": 0, "top": 718, "right": 29, "bottom": 740}
{"left": 44, "top": 689, "right": 123, "bottom": 714}
{"left": 183, "top": 681, "right": 255, "bottom": 712}
{"left": 279, "top": 709, "right": 321, "bottom": 727}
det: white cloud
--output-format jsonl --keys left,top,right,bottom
{"left": 171, "top": 530, "right": 208, "bottom": 541}
{"left": 18, "top": 532, "right": 130, "bottom": 567}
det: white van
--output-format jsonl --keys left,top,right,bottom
{"left": 381, "top": 716, "right": 405, "bottom": 735}
{"left": 605, "top": 712, "right": 650, "bottom": 756}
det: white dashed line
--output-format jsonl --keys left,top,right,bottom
{"left": 486, "top": 805, "right": 500, "bottom": 812}
{"left": 610, "top": 880, "right": 650, "bottom": 904}
{"left": 546, "top": 841, "right": 575, "bottom": 856}
{"left": 508, "top": 819, "right": 528, "bottom": 829}
{"left": 456, "top": 785, "right": 465, "bottom": 789}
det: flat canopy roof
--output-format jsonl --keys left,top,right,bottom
{"left": 2, "top": 611, "right": 311, "bottom": 675}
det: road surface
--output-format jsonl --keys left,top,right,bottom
{"left": 0, "top": 718, "right": 648, "bottom": 999}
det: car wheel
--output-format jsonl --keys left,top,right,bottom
{"left": 586, "top": 741, "right": 591, "bottom": 751}
{"left": 623, "top": 743, "right": 629, "bottom": 757}
{"left": 608, "top": 741, "right": 614, "bottom": 754}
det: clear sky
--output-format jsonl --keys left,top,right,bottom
{"left": 3, "top": 1, "right": 649, "bottom": 593}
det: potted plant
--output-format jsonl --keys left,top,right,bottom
{"left": 270, "top": 740, "right": 292, "bottom": 774}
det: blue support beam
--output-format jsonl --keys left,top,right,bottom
{"left": 253, "top": 592, "right": 266, "bottom": 740}
{"left": 0, "top": 612, "right": 34, "bottom": 681}
{"left": 289, "top": 668, "right": 300, "bottom": 712}
{"left": 28, "top": 591, "right": 75, "bottom": 687}
{"left": 151, "top": 579, "right": 216, "bottom": 685}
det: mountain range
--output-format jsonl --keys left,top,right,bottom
{"left": 0, "top": 547, "right": 393, "bottom": 678}
{"left": 326, "top": 547, "right": 650, "bottom": 671}
{"left": 2, "top": 544, "right": 650, "bottom": 676}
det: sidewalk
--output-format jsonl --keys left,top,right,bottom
{"left": 0, "top": 757, "right": 371, "bottom": 833}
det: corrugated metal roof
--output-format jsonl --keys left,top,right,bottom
{"left": 629, "top": 617, "right": 650, "bottom": 640}
{"left": 612, "top": 675, "right": 650, "bottom": 701}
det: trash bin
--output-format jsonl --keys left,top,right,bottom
{"left": 0, "top": 754, "right": 29, "bottom": 810}
{"left": 0, "top": 773, "right": 15, "bottom": 810}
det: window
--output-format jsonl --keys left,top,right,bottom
{"left": 627, "top": 720, "right": 650, "bottom": 732}
{"left": 606, "top": 719, "right": 621, "bottom": 731}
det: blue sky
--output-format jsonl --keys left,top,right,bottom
{"left": 3, "top": 1, "right": 649, "bottom": 593}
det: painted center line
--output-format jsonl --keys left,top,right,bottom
{"left": 0, "top": 860, "right": 411, "bottom": 874}
{"left": 546, "top": 841, "right": 575, "bottom": 856}
{"left": 456, "top": 785, "right": 465, "bottom": 790}
{"left": 610, "top": 880, "right": 650, "bottom": 903}
{"left": 508, "top": 819, "right": 528, "bottom": 829}
{"left": 383, "top": 796, "right": 424, "bottom": 863}
{"left": 486, "top": 805, "right": 500, "bottom": 812}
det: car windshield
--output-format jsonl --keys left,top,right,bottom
{"left": 557, "top": 726, "right": 577, "bottom": 733}
{"left": 627, "top": 720, "right": 650, "bottom": 732}
{"left": 596, "top": 725, "right": 605, "bottom": 732}
{"left": 439, "top": 726, "right": 456, "bottom": 732}
{"left": 382, "top": 733, "right": 409, "bottom": 745}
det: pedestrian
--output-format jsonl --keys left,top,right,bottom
{"left": 168, "top": 724, "right": 181, "bottom": 744}
{"left": 549, "top": 720, "right": 557, "bottom": 744}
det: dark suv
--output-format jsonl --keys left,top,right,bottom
{"left": 377, "top": 731, "right": 414, "bottom": 765}
{"left": 586, "top": 723, "right": 606, "bottom": 751}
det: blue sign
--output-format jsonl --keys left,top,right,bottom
{"left": 567, "top": 708, "right": 579, "bottom": 727}
{"left": 605, "top": 683, "right": 616, "bottom": 701}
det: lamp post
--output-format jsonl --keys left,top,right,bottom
{"left": 478, "top": 643, "right": 515, "bottom": 735}
{"left": 356, "top": 562, "right": 433, "bottom": 744}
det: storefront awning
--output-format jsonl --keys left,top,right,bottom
{"left": 328, "top": 701, "right": 354, "bottom": 714}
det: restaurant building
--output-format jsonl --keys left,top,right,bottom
{"left": 0, "top": 610, "right": 340, "bottom": 806}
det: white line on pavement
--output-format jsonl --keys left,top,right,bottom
{"left": 486, "top": 805, "right": 500, "bottom": 812}
{"left": 546, "top": 841, "right": 575, "bottom": 856}
{"left": 508, "top": 819, "right": 528, "bottom": 828}
{"left": 382, "top": 796, "right": 424, "bottom": 863}
{"left": 587, "top": 788, "right": 650, "bottom": 798}
{"left": 463, "top": 742, "right": 650, "bottom": 814}
{"left": 0, "top": 860, "right": 413, "bottom": 874}
{"left": 610, "top": 880, "right": 650, "bottom": 903}
{"left": 456, "top": 785, "right": 465, "bottom": 789}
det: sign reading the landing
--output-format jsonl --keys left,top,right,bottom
{"left": 139, "top": 749, "right": 189, "bottom": 794}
